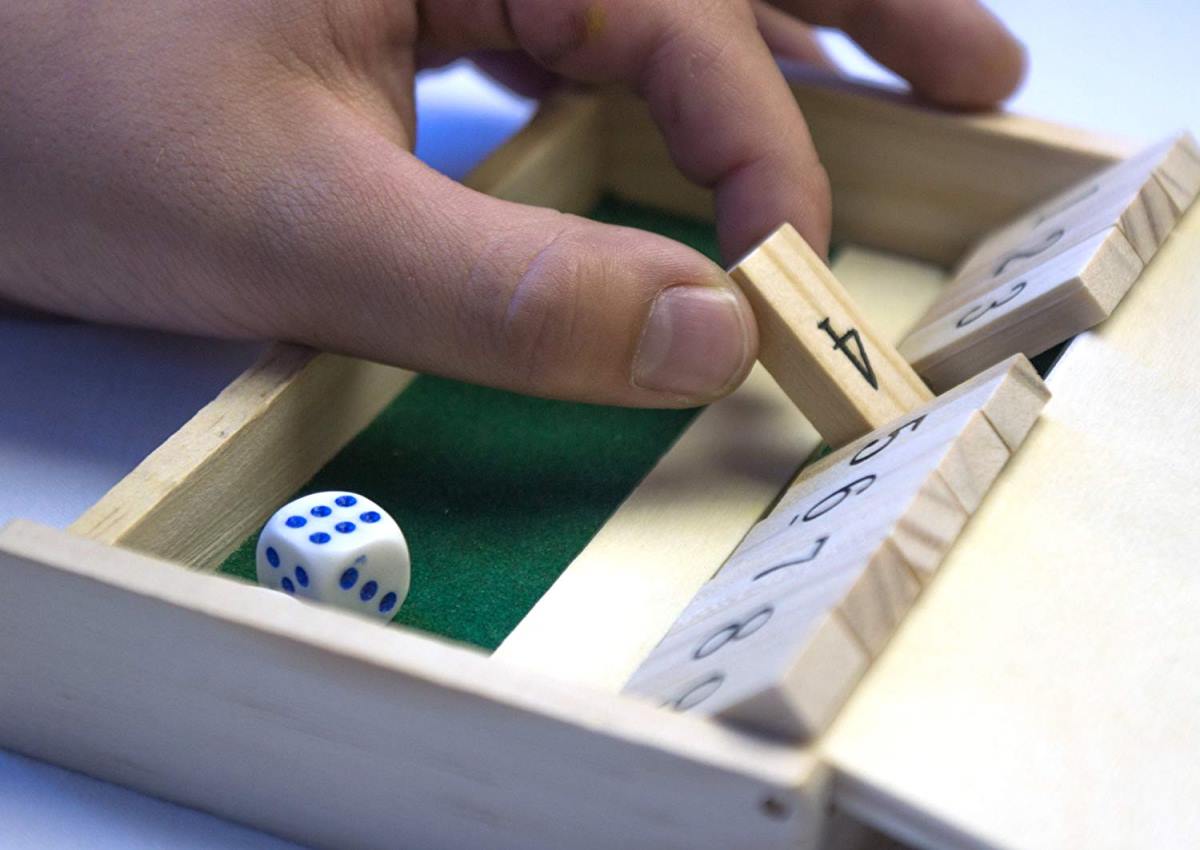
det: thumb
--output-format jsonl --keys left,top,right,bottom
{"left": 263, "top": 124, "right": 758, "bottom": 408}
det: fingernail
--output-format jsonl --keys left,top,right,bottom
{"left": 633, "top": 286, "right": 753, "bottom": 400}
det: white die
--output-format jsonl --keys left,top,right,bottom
{"left": 256, "top": 491, "right": 410, "bottom": 620}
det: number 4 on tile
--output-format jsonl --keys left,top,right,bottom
{"left": 728, "top": 223, "right": 932, "bottom": 447}
{"left": 817, "top": 318, "right": 879, "bottom": 390}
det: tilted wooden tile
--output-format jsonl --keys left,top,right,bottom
{"left": 623, "top": 357, "right": 1048, "bottom": 741}
{"left": 835, "top": 537, "right": 924, "bottom": 657}
{"left": 928, "top": 412, "right": 1012, "bottom": 513}
{"left": 931, "top": 353, "right": 1050, "bottom": 451}
{"left": 899, "top": 228, "right": 1143, "bottom": 392}
{"left": 1151, "top": 133, "right": 1200, "bottom": 212}
{"left": 729, "top": 223, "right": 932, "bottom": 447}
{"left": 951, "top": 134, "right": 1197, "bottom": 286}
{"left": 785, "top": 353, "right": 1047, "bottom": 489}
{"left": 947, "top": 169, "right": 1159, "bottom": 289}
{"left": 901, "top": 135, "right": 1198, "bottom": 393}
{"left": 626, "top": 563, "right": 871, "bottom": 739}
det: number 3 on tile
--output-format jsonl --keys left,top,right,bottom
{"left": 957, "top": 281, "right": 1027, "bottom": 329}
{"left": 818, "top": 318, "right": 879, "bottom": 390}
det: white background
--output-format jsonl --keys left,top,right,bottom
{"left": 1, "top": 1, "right": 1197, "bottom": 846}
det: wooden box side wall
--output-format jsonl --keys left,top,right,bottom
{"left": 69, "top": 347, "right": 414, "bottom": 568}
{"left": 601, "top": 72, "right": 1134, "bottom": 266}
{"left": 69, "top": 92, "right": 605, "bottom": 571}
{"left": 0, "top": 520, "right": 827, "bottom": 850}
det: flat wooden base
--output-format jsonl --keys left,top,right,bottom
{"left": 823, "top": 183, "right": 1200, "bottom": 850}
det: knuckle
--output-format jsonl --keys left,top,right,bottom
{"left": 494, "top": 218, "right": 594, "bottom": 388}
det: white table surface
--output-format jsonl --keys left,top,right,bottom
{"left": 2, "top": 2, "right": 1196, "bottom": 846}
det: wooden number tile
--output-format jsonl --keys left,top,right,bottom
{"left": 623, "top": 554, "right": 872, "bottom": 741}
{"left": 908, "top": 226, "right": 1140, "bottom": 328}
{"left": 741, "top": 358, "right": 1040, "bottom": 587}
{"left": 951, "top": 134, "right": 1198, "bottom": 289}
{"left": 1128, "top": 132, "right": 1200, "bottom": 215}
{"left": 729, "top": 223, "right": 932, "bottom": 447}
{"left": 699, "top": 453, "right": 961, "bottom": 654}
{"left": 704, "top": 527, "right": 880, "bottom": 610}
{"left": 928, "top": 411, "right": 1012, "bottom": 513}
{"left": 624, "top": 357, "right": 1048, "bottom": 740}
{"left": 773, "top": 406, "right": 1007, "bottom": 544}
{"left": 782, "top": 356, "right": 1045, "bottom": 505}
{"left": 951, "top": 166, "right": 1157, "bottom": 288}
{"left": 770, "top": 411, "right": 1004, "bottom": 591}
{"left": 899, "top": 228, "right": 1143, "bottom": 392}
{"left": 833, "top": 536, "right": 924, "bottom": 656}
{"left": 912, "top": 135, "right": 1196, "bottom": 338}
{"left": 917, "top": 353, "right": 1049, "bottom": 452}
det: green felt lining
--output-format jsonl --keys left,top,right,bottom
{"left": 218, "top": 197, "right": 719, "bottom": 650}
{"left": 218, "top": 197, "right": 1074, "bottom": 652}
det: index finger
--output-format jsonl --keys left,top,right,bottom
{"left": 421, "top": 0, "right": 833, "bottom": 259}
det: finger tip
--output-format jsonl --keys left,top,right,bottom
{"left": 916, "top": 22, "right": 1030, "bottom": 109}
{"left": 553, "top": 222, "right": 757, "bottom": 407}
{"left": 995, "top": 36, "right": 1031, "bottom": 101}
{"left": 629, "top": 282, "right": 759, "bottom": 404}
{"left": 916, "top": 52, "right": 1026, "bottom": 109}
{"left": 715, "top": 164, "right": 833, "bottom": 266}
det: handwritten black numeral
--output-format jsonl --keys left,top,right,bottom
{"left": 850, "top": 416, "right": 926, "bottom": 466}
{"left": 693, "top": 607, "right": 774, "bottom": 660}
{"left": 993, "top": 229, "right": 1065, "bottom": 278}
{"left": 957, "top": 281, "right": 1028, "bottom": 329}
{"left": 817, "top": 318, "right": 879, "bottom": 390}
{"left": 794, "top": 475, "right": 876, "bottom": 523}
{"left": 664, "top": 674, "right": 725, "bottom": 711}
{"left": 753, "top": 536, "right": 829, "bottom": 582}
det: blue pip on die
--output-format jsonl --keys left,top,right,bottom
{"left": 256, "top": 492, "right": 410, "bottom": 620}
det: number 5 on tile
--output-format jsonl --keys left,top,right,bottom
{"left": 730, "top": 224, "right": 933, "bottom": 447}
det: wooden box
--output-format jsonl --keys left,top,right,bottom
{"left": 4, "top": 75, "right": 1198, "bottom": 850}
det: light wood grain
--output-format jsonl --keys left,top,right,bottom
{"left": 950, "top": 135, "right": 1196, "bottom": 287}
{"left": 899, "top": 228, "right": 1143, "bottom": 393}
{"left": 627, "top": 593, "right": 871, "bottom": 744}
{"left": 825, "top": 194, "right": 1200, "bottom": 850}
{"left": 924, "top": 412, "right": 1011, "bottom": 515}
{"left": 730, "top": 223, "right": 933, "bottom": 447}
{"left": 601, "top": 73, "right": 1133, "bottom": 265}
{"left": 625, "top": 358, "right": 1046, "bottom": 741}
{"left": 70, "top": 346, "right": 414, "bottom": 569}
{"left": 783, "top": 354, "right": 1045, "bottom": 498}
{"left": 900, "top": 136, "right": 1198, "bottom": 394}
{"left": 830, "top": 248, "right": 949, "bottom": 342}
{"left": 1153, "top": 132, "right": 1200, "bottom": 211}
{"left": 836, "top": 534, "right": 924, "bottom": 657}
{"left": 0, "top": 520, "right": 829, "bottom": 850}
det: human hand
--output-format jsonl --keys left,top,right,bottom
{"left": 0, "top": 0, "right": 1024, "bottom": 406}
